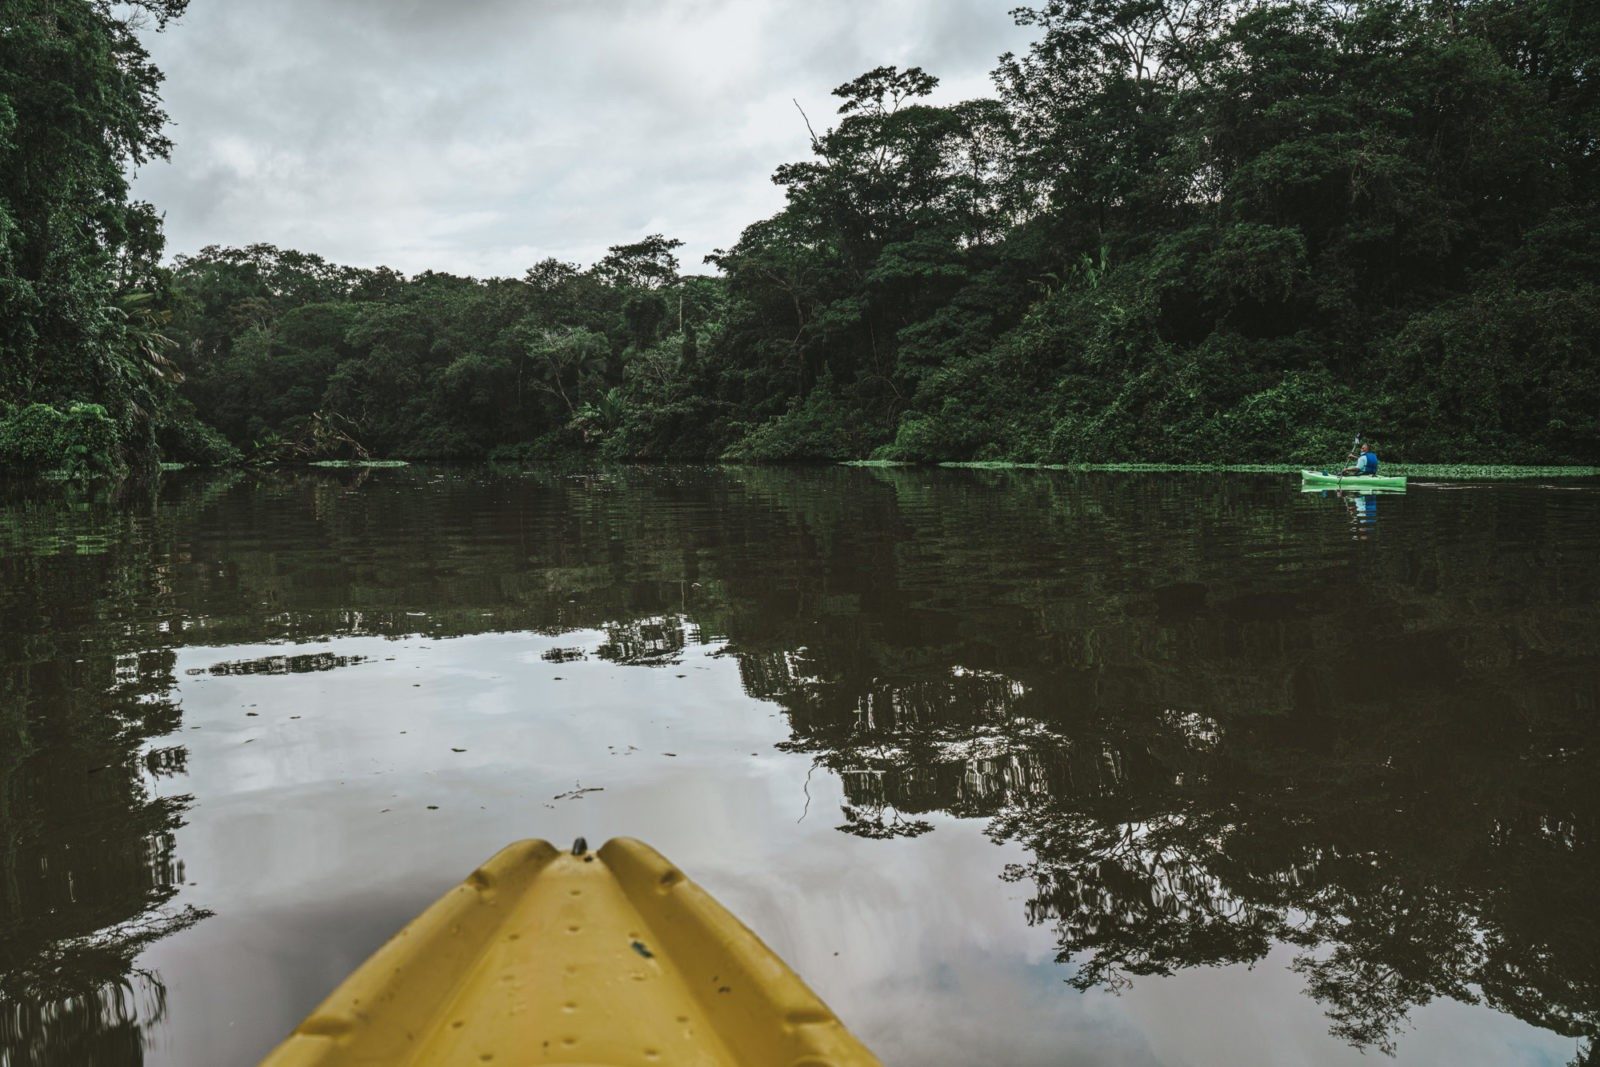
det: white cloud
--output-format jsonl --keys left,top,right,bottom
{"left": 131, "top": 0, "right": 1035, "bottom": 277}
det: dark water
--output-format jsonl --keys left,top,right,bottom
{"left": 2, "top": 466, "right": 1596, "bottom": 1067}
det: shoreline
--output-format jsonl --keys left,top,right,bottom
{"left": 46, "top": 459, "right": 1600, "bottom": 483}
{"left": 842, "top": 460, "right": 1600, "bottom": 480}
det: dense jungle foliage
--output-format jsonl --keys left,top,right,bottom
{"left": 0, "top": 0, "right": 225, "bottom": 478}
{"left": 5, "top": 0, "right": 1598, "bottom": 472}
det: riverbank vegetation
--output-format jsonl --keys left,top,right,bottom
{"left": 5, "top": 0, "right": 1597, "bottom": 475}
{"left": 0, "top": 1, "right": 217, "bottom": 479}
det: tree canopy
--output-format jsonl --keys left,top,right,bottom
{"left": 0, "top": 0, "right": 196, "bottom": 476}
{"left": 5, "top": 0, "right": 1597, "bottom": 473}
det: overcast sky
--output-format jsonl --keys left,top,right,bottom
{"left": 131, "top": 1, "right": 1035, "bottom": 279}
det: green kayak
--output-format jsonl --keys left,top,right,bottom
{"left": 1301, "top": 469, "right": 1407, "bottom": 490}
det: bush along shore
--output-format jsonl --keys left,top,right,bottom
{"left": 4, "top": 1, "right": 1597, "bottom": 480}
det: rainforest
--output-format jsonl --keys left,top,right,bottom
{"left": 2, "top": 0, "right": 1597, "bottom": 474}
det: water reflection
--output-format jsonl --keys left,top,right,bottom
{"left": 1, "top": 497, "right": 210, "bottom": 1064}
{"left": 1302, "top": 484, "right": 1392, "bottom": 538}
{"left": 1, "top": 466, "right": 1595, "bottom": 1065}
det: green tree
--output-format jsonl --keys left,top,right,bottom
{"left": 594, "top": 234, "right": 683, "bottom": 291}
{"left": 0, "top": 0, "right": 190, "bottom": 473}
{"left": 153, "top": 1, "right": 1600, "bottom": 466}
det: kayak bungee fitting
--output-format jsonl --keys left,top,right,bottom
{"left": 1301, "top": 469, "right": 1407, "bottom": 490}
{"left": 260, "top": 837, "right": 882, "bottom": 1067}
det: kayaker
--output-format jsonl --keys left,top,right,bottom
{"left": 1342, "top": 443, "right": 1378, "bottom": 477}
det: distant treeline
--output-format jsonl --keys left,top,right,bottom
{"left": 4, "top": 0, "right": 1598, "bottom": 475}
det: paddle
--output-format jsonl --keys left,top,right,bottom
{"left": 1335, "top": 433, "right": 1361, "bottom": 477}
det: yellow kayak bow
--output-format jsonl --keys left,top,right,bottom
{"left": 261, "top": 837, "right": 881, "bottom": 1066}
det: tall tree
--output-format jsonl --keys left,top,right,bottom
{"left": 0, "top": 0, "right": 189, "bottom": 472}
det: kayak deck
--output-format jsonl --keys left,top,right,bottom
{"left": 261, "top": 838, "right": 880, "bottom": 1066}
{"left": 1301, "top": 469, "right": 1407, "bottom": 489}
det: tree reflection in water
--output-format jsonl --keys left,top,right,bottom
{"left": 1, "top": 497, "right": 211, "bottom": 1064}
{"left": 0, "top": 466, "right": 1594, "bottom": 1062}
{"left": 716, "top": 468, "right": 1598, "bottom": 1057}
{"left": 760, "top": 600, "right": 1597, "bottom": 1055}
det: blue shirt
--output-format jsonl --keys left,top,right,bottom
{"left": 1358, "top": 451, "right": 1378, "bottom": 474}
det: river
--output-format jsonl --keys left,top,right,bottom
{"left": 2, "top": 465, "right": 1595, "bottom": 1065}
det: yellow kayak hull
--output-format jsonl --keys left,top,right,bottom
{"left": 261, "top": 838, "right": 881, "bottom": 1066}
